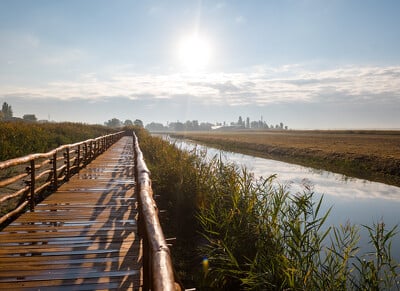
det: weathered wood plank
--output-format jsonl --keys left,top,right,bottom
{"left": 0, "top": 137, "right": 142, "bottom": 290}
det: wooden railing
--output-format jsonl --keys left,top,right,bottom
{"left": 132, "top": 132, "right": 182, "bottom": 291}
{"left": 0, "top": 131, "right": 125, "bottom": 225}
{"left": 0, "top": 130, "right": 181, "bottom": 290}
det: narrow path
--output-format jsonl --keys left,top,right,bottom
{"left": 0, "top": 137, "right": 141, "bottom": 290}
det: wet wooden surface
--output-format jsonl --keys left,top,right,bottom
{"left": 0, "top": 137, "right": 141, "bottom": 290}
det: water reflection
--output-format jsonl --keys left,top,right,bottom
{"left": 171, "top": 138, "right": 400, "bottom": 260}
{"left": 173, "top": 139, "right": 400, "bottom": 201}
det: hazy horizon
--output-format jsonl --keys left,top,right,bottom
{"left": 1, "top": 1, "right": 400, "bottom": 129}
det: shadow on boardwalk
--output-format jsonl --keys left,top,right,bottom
{"left": 0, "top": 137, "right": 142, "bottom": 290}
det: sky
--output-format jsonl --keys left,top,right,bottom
{"left": 1, "top": 0, "right": 400, "bottom": 129}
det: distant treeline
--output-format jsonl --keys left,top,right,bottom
{"left": 0, "top": 121, "right": 117, "bottom": 161}
{"left": 145, "top": 116, "right": 288, "bottom": 132}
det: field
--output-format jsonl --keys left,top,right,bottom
{"left": 171, "top": 130, "right": 400, "bottom": 187}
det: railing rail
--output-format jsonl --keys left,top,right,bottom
{"left": 132, "top": 132, "right": 181, "bottom": 291}
{"left": 0, "top": 131, "right": 125, "bottom": 225}
{"left": 1, "top": 130, "right": 182, "bottom": 290}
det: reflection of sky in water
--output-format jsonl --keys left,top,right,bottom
{"left": 171, "top": 138, "right": 400, "bottom": 261}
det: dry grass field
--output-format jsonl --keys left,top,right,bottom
{"left": 172, "top": 130, "right": 400, "bottom": 187}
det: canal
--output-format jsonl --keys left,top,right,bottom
{"left": 170, "top": 137, "right": 400, "bottom": 261}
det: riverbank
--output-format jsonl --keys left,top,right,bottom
{"left": 170, "top": 130, "right": 400, "bottom": 187}
{"left": 141, "top": 130, "right": 400, "bottom": 289}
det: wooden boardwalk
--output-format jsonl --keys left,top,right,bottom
{"left": 0, "top": 137, "right": 142, "bottom": 290}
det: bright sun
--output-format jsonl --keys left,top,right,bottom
{"left": 178, "top": 35, "right": 212, "bottom": 71}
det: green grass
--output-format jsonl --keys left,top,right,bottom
{"left": 136, "top": 130, "right": 399, "bottom": 290}
{"left": 0, "top": 121, "right": 117, "bottom": 161}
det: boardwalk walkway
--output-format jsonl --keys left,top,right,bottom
{"left": 0, "top": 136, "right": 141, "bottom": 290}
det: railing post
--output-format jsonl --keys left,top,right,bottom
{"left": 88, "top": 142, "right": 93, "bottom": 161}
{"left": 29, "top": 159, "right": 35, "bottom": 211}
{"left": 143, "top": 235, "right": 151, "bottom": 290}
{"left": 65, "top": 147, "right": 70, "bottom": 181}
{"left": 52, "top": 151, "right": 58, "bottom": 189}
{"left": 76, "top": 145, "right": 81, "bottom": 169}
{"left": 94, "top": 140, "right": 97, "bottom": 157}
{"left": 83, "top": 143, "right": 88, "bottom": 166}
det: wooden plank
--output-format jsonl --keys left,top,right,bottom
{"left": 0, "top": 276, "right": 139, "bottom": 290}
{"left": 0, "top": 231, "right": 136, "bottom": 243}
{"left": 0, "top": 257, "right": 141, "bottom": 271}
{"left": 0, "top": 137, "right": 142, "bottom": 290}
{"left": 3, "top": 223, "right": 135, "bottom": 232}
{"left": 0, "top": 241, "right": 136, "bottom": 255}
{"left": 0, "top": 252, "right": 140, "bottom": 264}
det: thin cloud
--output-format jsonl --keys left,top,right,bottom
{"left": 1, "top": 65, "right": 400, "bottom": 107}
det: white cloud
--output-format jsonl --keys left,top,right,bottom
{"left": 1, "top": 65, "right": 400, "bottom": 108}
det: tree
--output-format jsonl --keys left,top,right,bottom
{"left": 145, "top": 122, "right": 167, "bottom": 132}
{"left": 199, "top": 122, "right": 213, "bottom": 131}
{"left": 104, "top": 118, "right": 122, "bottom": 128}
{"left": 23, "top": 114, "right": 37, "bottom": 122}
{"left": 124, "top": 119, "right": 133, "bottom": 126}
{"left": 169, "top": 121, "right": 184, "bottom": 131}
{"left": 133, "top": 119, "right": 144, "bottom": 128}
{"left": 1, "top": 102, "right": 13, "bottom": 120}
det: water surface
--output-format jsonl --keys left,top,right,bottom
{"left": 170, "top": 137, "right": 400, "bottom": 260}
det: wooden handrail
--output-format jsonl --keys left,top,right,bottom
{"left": 132, "top": 132, "right": 181, "bottom": 291}
{"left": 1, "top": 130, "right": 182, "bottom": 289}
{"left": 0, "top": 131, "right": 125, "bottom": 226}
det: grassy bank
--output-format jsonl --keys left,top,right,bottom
{"left": 0, "top": 121, "right": 117, "bottom": 161}
{"left": 171, "top": 130, "right": 400, "bottom": 187}
{"left": 137, "top": 130, "right": 399, "bottom": 290}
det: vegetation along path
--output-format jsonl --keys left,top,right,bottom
{"left": 0, "top": 137, "right": 141, "bottom": 290}
{"left": 172, "top": 130, "right": 400, "bottom": 187}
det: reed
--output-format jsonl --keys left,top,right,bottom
{"left": 136, "top": 130, "right": 399, "bottom": 290}
{"left": 196, "top": 158, "right": 399, "bottom": 290}
{"left": 0, "top": 121, "right": 116, "bottom": 161}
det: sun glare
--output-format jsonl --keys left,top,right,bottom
{"left": 178, "top": 35, "right": 212, "bottom": 71}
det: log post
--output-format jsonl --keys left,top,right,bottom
{"left": 65, "top": 147, "right": 70, "bottom": 181}
{"left": 52, "top": 151, "right": 58, "bottom": 189}
{"left": 76, "top": 145, "right": 81, "bottom": 169}
{"left": 29, "top": 159, "right": 35, "bottom": 211}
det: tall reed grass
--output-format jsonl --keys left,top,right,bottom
{"left": 197, "top": 160, "right": 399, "bottom": 290}
{"left": 136, "top": 130, "right": 399, "bottom": 290}
{"left": 0, "top": 121, "right": 116, "bottom": 161}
